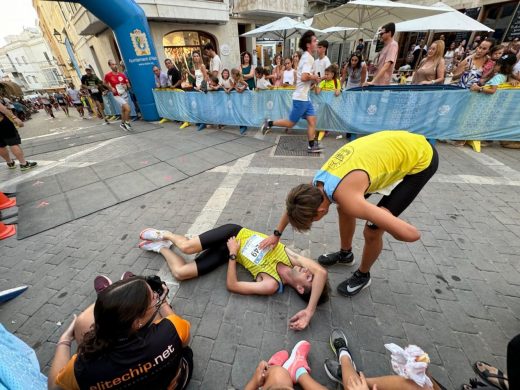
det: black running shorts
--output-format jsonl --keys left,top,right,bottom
{"left": 366, "top": 145, "right": 439, "bottom": 228}
{"left": 194, "top": 224, "right": 243, "bottom": 276}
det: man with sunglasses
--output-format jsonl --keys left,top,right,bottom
{"left": 364, "top": 22, "right": 398, "bottom": 86}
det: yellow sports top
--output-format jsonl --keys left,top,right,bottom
{"left": 313, "top": 131, "right": 433, "bottom": 200}
{"left": 236, "top": 228, "right": 292, "bottom": 292}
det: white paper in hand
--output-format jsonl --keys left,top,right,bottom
{"left": 384, "top": 343, "right": 433, "bottom": 388}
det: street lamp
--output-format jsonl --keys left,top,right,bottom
{"left": 53, "top": 29, "right": 63, "bottom": 44}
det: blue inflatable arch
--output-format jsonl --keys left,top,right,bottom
{"left": 65, "top": 0, "right": 160, "bottom": 120}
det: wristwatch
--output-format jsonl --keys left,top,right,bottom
{"left": 273, "top": 229, "right": 282, "bottom": 237}
{"left": 479, "top": 87, "right": 483, "bottom": 93}
{"left": 229, "top": 254, "right": 237, "bottom": 261}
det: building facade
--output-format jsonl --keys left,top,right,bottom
{"left": 0, "top": 27, "right": 65, "bottom": 93}
{"left": 34, "top": 0, "right": 308, "bottom": 87}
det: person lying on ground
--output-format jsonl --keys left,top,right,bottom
{"left": 138, "top": 223, "right": 329, "bottom": 330}
{"left": 48, "top": 275, "right": 193, "bottom": 390}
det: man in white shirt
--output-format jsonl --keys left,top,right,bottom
{"left": 314, "top": 40, "right": 331, "bottom": 78}
{"left": 261, "top": 31, "right": 322, "bottom": 153}
{"left": 204, "top": 42, "right": 222, "bottom": 79}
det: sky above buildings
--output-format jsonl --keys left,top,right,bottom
{"left": 0, "top": 0, "right": 38, "bottom": 46}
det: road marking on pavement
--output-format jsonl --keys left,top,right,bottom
{"left": 461, "top": 148, "right": 520, "bottom": 181}
{"left": 157, "top": 154, "right": 255, "bottom": 289}
{"left": 23, "top": 122, "right": 110, "bottom": 141}
{"left": 208, "top": 165, "right": 520, "bottom": 186}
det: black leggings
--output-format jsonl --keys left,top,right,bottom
{"left": 366, "top": 145, "right": 438, "bottom": 227}
{"left": 194, "top": 224, "right": 243, "bottom": 276}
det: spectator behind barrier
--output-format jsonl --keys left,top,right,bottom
{"left": 153, "top": 65, "right": 170, "bottom": 88}
{"left": 412, "top": 40, "right": 445, "bottom": 85}
{"left": 452, "top": 38, "right": 495, "bottom": 89}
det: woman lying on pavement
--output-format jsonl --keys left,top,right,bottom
{"left": 138, "top": 223, "right": 329, "bottom": 330}
{"left": 48, "top": 275, "right": 193, "bottom": 390}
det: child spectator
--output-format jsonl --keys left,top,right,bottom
{"left": 231, "top": 68, "right": 248, "bottom": 93}
{"left": 255, "top": 67, "right": 271, "bottom": 90}
{"left": 207, "top": 76, "right": 222, "bottom": 91}
{"left": 471, "top": 52, "right": 517, "bottom": 94}
{"left": 230, "top": 68, "right": 248, "bottom": 134}
{"left": 221, "top": 69, "right": 233, "bottom": 93}
{"left": 479, "top": 45, "right": 505, "bottom": 85}
{"left": 283, "top": 58, "right": 296, "bottom": 86}
{"left": 315, "top": 64, "right": 341, "bottom": 96}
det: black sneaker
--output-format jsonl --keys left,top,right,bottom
{"left": 307, "top": 143, "right": 323, "bottom": 153}
{"left": 330, "top": 328, "right": 350, "bottom": 359}
{"left": 337, "top": 270, "right": 371, "bottom": 297}
{"left": 324, "top": 359, "right": 342, "bottom": 384}
{"left": 20, "top": 161, "right": 37, "bottom": 171}
{"left": 318, "top": 250, "right": 355, "bottom": 266}
{"left": 7, "top": 161, "right": 16, "bottom": 169}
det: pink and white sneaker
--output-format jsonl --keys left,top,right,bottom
{"left": 268, "top": 350, "right": 289, "bottom": 366}
{"left": 138, "top": 239, "right": 172, "bottom": 253}
{"left": 283, "top": 340, "right": 311, "bottom": 383}
{"left": 94, "top": 275, "right": 112, "bottom": 294}
{"left": 139, "top": 228, "right": 167, "bottom": 241}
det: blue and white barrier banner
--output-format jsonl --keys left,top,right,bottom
{"left": 102, "top": 92, "right": 137, "bottom": 117}
{"left": 153, "top": 86, "right": 520, "bottom": 141}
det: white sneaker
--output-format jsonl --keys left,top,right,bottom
{"left": 138, "top": 239, "right": 172, "bottom": 253}
{"left": 140, "top": 228, "right": 166, "bottom": 241}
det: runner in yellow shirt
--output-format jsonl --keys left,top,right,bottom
{"left": 260, "top": 130, "right": 438, "bottom": 297}
{"left": 138, "top": 224, "right": 329, "bottom": 330}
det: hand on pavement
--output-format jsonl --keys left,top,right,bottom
{"left": 289, "top": 309, "right": 312, "bottom": 331}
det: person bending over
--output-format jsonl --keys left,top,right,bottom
{"left": 138, "top": 224, "right": 329, "bottom": 330}
{"left": 48, "top": 276, "right": 193, "bottom": 390}
{"left": 260, "top": 130, "right": 438, "bottom": 297}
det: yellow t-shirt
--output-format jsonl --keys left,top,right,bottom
{"left": 313, "top": 130, "right": 433, "bottom": 200}
{"left": 236, "top": 228, "right": 292, "bottom": 292}
{"left": 318, "top": 78, "right": 340, "bottom": 90}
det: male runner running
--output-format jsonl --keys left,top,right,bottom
{"left": 261, "top": 30, "right": 322, "bottom": 153}
{"left": 81, "top": 66, "right": 109, "bottom": 123}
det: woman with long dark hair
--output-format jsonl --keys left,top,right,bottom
{"left": 344, "top": 52, "right": 367, "bottom": 89}
{"left": 48, "top": 276, "right": 192, "bottom": 390}
{"left": 240, "top": 51, "right": 256, "bottom": 90}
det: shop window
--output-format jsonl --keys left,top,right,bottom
{"left": 483, "top": 1, "right": 518, "bottom": 41}
{"left": 163, "top": 30, "right": 217, "bottom": 72}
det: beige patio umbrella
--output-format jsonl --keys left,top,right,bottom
{"left": 312, "top": 0, "right": 450, "bottom": 40}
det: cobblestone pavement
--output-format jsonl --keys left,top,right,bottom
{"left": 1, "top": 119, "right": 519, "bottom": 389}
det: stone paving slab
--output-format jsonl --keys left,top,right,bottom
{"left": 20, "top": 122, "right": 162, "bottom": 158}
{"left": 14, "top": 128, "right": 274, "bottom": 239}
{"left": 1, "top": 127, "right": 519, "bottom": 389}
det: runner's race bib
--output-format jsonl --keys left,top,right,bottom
{"left": 116, "top": 84, "right": 126, "bottom": 95}
{"left": 240, "top": 235, "right": 267, "bottom": 265}
{"left": 91, "top": 88, "right": 99, "bottom": 93}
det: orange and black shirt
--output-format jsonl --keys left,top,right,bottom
{"left": 56, "top": 314, "right": 190, "bottom": 390}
